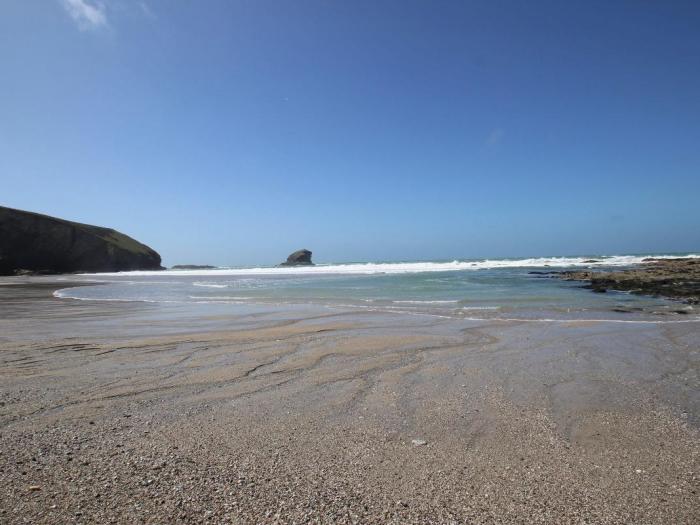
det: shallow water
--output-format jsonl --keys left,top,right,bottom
{"left": 52, "top": 254, "right": 699, "bottom": 322}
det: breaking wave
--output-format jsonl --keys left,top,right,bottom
{"left": 79, "top": 254, "right": 699, "bottom": 277}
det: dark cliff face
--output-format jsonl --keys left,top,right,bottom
{"left": 0, "top": 206, "right": 163, "bottom": 275}
{"left": 279, "top": 249, "right": 313, "bottom": 266}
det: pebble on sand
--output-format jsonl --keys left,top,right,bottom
{"left": 411, "top": 439, "right": 428, "bottom": 447}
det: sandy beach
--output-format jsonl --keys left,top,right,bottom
{"left": 4, "top": 0, "right": 699, "bottom": 522}
{"left": 1, "top": 278, "right": 698, "bottom": 524}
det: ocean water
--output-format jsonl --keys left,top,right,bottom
{"left": 53, "top": 254, "right": 699, "bottom": 322}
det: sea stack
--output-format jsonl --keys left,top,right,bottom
{"left": 280, "top": 249, "right": 314, "bottom": 266}
{"left": 0, "top": 206, "right": 163, "bottom": 275}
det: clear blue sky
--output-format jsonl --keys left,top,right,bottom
{"left": 2, "top": 1, "right": 699, "bottom": 266}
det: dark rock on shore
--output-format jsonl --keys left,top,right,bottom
{"left": 582, "top": 259, "right": 600, "bottom": 263}
{"left": 171, "top": 265, "right": 217, "bottom": 270}
{"left": 0, "top": 206, "right": 163, "bottom": 275}
{"left": 559, "top": 258, "right": 700, "bottom": 304}
{"left": 280, "top": 249, "right": 314, "bottom": 266}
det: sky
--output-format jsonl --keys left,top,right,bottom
{"left": 1, "top": 1, "right": 699, "bottom": 266}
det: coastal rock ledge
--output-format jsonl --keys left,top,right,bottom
{"left": 280, "top": 249, "right": 314, "bottom": 266}
{"left": 559, "top": 258, "right": 700, "bottom": 305}
{"left": 0, "top": 206, "right": 163, "bottom": 275}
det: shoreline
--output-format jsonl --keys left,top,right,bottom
{"left": 48, "top": 275, "right": 700, "bottom": 325}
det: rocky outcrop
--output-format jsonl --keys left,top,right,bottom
{"left": 559, "top": 258, "right": 700, "bottom": 304}
{"left": 280, "top": 249, "right": 313, "bottom": 266}
{"left": 0, "top": 206, "right": 163, "bottom": 275}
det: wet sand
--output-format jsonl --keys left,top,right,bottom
{"left": 1, "top": 278, "right": 698, "bottom": 523}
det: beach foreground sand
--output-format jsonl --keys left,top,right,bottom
{"left": 1, "top": 279, "right": 698, "bottom": 524}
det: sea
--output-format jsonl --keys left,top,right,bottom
{"left": 53, "top": 254, "right": 699, "bottom": 323}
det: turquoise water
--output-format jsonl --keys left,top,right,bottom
{"left": 54, "top": 255, "right": 698, "bottom": 322}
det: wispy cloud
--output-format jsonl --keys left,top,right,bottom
{"left": 485, "top": 128, "right": 505, "bottom": 147}
{"left": 138, "top": 1, "right": 156, "bottom": 19}
{"left": 61, "top": 0, "right": 107, "bottom": 30}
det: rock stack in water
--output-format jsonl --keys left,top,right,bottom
{"left": 279, "top": 249, "right": 314, "bottom": 267}
{"left": 0, "top": 206, "right": 163, "bottom": 275}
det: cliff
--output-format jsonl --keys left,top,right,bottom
{"left": 0, "top": 206, "right": 163, "bottom": 275}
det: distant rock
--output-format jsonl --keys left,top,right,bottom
{"left": 582, "top": 259, "right": 600, "bottom": 263}
{"left": 0, "top": 206, "right": 163, "bottom": 275}
{"left": 171, "top": 265, "right": 217, "bottom": 270}
{"left": 280, "top": 249, "right": 314, "bottom": 267}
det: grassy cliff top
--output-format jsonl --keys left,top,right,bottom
{"left": 0, "top": 205, "right": 154, "bottom": 256}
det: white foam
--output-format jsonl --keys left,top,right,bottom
{"left": 52, "top": 290, "right": 170, "bottom": 303}
{"left": 79, "top": 254, "right": 700, "bottom": 277}
{"left": 193, "top": 282, "right": 229, "bottom": 288}
{"left": 188, "top": 295, "right": 251, "bottom": 300}
{"left": 459, "top": 306, "right": 500, "bottom": 310}
{"left": 392, "top": 300, "right": 460, "bottom": 304}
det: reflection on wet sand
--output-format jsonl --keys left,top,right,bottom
{"left": 0, "top": 280, "right": 698, "bottom": 523}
